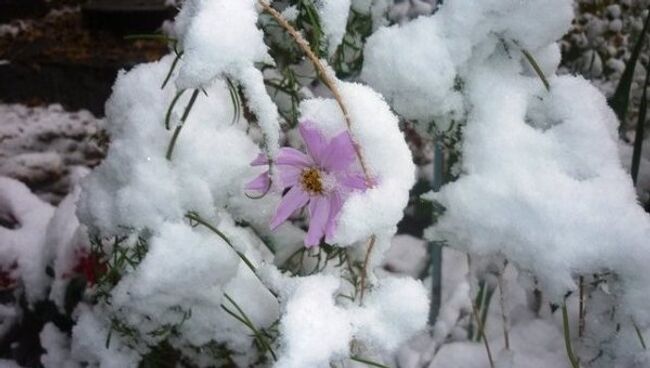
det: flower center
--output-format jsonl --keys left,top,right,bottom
{"left": 300, "top": 167, "right": 324, "bottom": 194}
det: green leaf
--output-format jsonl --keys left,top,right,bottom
{"left": 631, "top": 60, "right": 650, "bottom": 185}
{"left": 609, "top": 7, "right": 650, "bottom": 134}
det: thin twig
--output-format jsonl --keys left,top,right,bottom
{"left": 358, "top": 235, "right": 376, "bottom": 304}
{"left": 258, "top": 0, "right": 372, "bottom": 183}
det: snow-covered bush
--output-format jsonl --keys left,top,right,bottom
{"left": 362, "top": 0, "right": 650, "bottom": 366}
{"left": 43, "top": 0, "right": 427, "bottom": 366}
{"left": 2, "top": 0, "right": 650, "bottom": 367}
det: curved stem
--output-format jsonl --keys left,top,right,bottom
{"left": 162, "top": 51, "right": 184, "bottom": 90}
{"left": 562, "top": 303, "right": 580, "bottom": 368}
{"left": 185, "top": 212, "right": 256, "bottom": 273}
{"left": 258, "top": 0, "right": 372, "bottom": 184}
{"left": 166, "top": 89, "right": 200, "bottom": 160}
{"left": 522, "top": 49, "right": 550, "bottom": 92}
{"left": 165, "top": 89, "right": 187, "bottom": 130}
{"left": 222, "top": 293, "right": 277, "bottom": 361}
{"left": 633, "top": 318, "right": 647, "bottom": 350}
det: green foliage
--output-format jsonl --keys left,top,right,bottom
{"left": 609, "top": 7, "right": 650, "bottom": 134}
{"left": 166, "top": 89, "right": 201, "bottom": 160}
{"left": 631, "top": 60, "right": 650, "bottom": 185}
{"left": 221, "top": 293, "right": 278, "bottom": 362}
{"left": 263, "top": 65, "right": 303, "bottom": 127}
{"left": 332, "top": 9, "right": 373, "bottom": 79}
{"left": 281, "top": 243, "right": 349, "bottom": 276}
{"left": 295, "top": 0, "right": 327, "bottom": 58}
{"left": 90, "top": 232, "right": 149, "bottom": 303}
{"left": 469, "top": 280, "right": 495, "bottom": 342}
{"left": 259, "top": 1, "right": 376, "bottom": 127}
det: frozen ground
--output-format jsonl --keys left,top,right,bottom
{"left": 0, "top": 104, "right": 104, "bottom": 204}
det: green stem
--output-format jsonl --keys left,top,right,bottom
{"left": 222, "top": 293, "right": 277, "bottom": 361}
{"left": 562, "top": 303, "right": 580, "bottom": 368}
{"left": 124, "top": 34, "right": 177, "bottom": 43}
{"left": 165, "top": 89, "right": 200, "bottom": 160}
{"left": 185, "top": 213, "right": 256, "bottom": 273}
{"left": 180, "top": 89, "right": 200, "bottom": 122}
{"left": 522, "top": 49, "right": 550, "bottom": 91}
{"left": 631, "top": 60, "right": 650, "bottom": 185}
{"left": 225, "top": 78, "right": 241, "bottom": 125}
{"left": 165, "top": 89, "right": 186, "bottom": 130}
{"left": 161, "top": 51, "right": 184, "bottom": 90}
{"left": 497, "top": 272, "right": 510, "bottom": 350}
{"left": 350, "top": 356, "right": 390, "bottom": 368}
{"left": 633, "top": 319, "right": 647, "bottom": 350}
{"left": 472, "top": 300, "right": 495, "bottom": 368}
{"left": 610, "top": 7, "right": 650, "bottom": 130}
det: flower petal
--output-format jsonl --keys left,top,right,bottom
{"left": 305, "top": 196, "right": 331, "bottom": 247}
{"left": 245, "top": 172, "right": 270, "bottom": 192}
{"left": 279, "top": 165, "right": 301, "bottom": 188}
{"left": 320, "top": 131, "right": 356, "bottom": 171}
{"left": 276, "top": 147, "right": 312, "bottom": 167}
{"left": 270, "top": 186, "right": 309, "bottom": 230}
{"left": 299, "top": 122, "right": 327, "bottom": 164}
{"left": 324, "top": 191, "right": 343, "bottom": 243}
{"left": 251, "top": 153, "right": 268, "bottom": 166}
{"left": 340, "top": 172, "right": 370, "bottom": 191}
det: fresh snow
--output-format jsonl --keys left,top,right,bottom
{"left": 2, "top": 0, "right": 650, "bottom": 367}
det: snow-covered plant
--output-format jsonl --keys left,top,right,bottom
{"left": 3, "top": 1, "right": 650, "bottom": 367}
{"left": 56, "top": 0, "right": 428, "bottom": 367}
{"left": 361, "top": 0, "right": 650, "bottom": 366}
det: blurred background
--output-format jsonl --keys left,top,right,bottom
{"left": 0, "top": 0, "right": 179, "bottom": 206}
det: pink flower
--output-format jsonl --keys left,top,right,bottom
{"left": 246, "top": 122, "right": 370, "bottom": 247}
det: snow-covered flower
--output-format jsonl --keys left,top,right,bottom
{"left": 64, "top": 249, "right": 106, "bottom": 286}
{"left": 247, "top": 122, "right": 369, "bottom": 247}
{"left": 0, "top": 262, "right": 17, "bottom": 291}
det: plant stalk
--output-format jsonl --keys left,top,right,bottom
{"left": 562, "top": 303, "right": 580, "bottom": 368}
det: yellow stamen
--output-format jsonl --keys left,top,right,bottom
{"left": 300, "top": 167, "right": 323, "bottom": 194}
